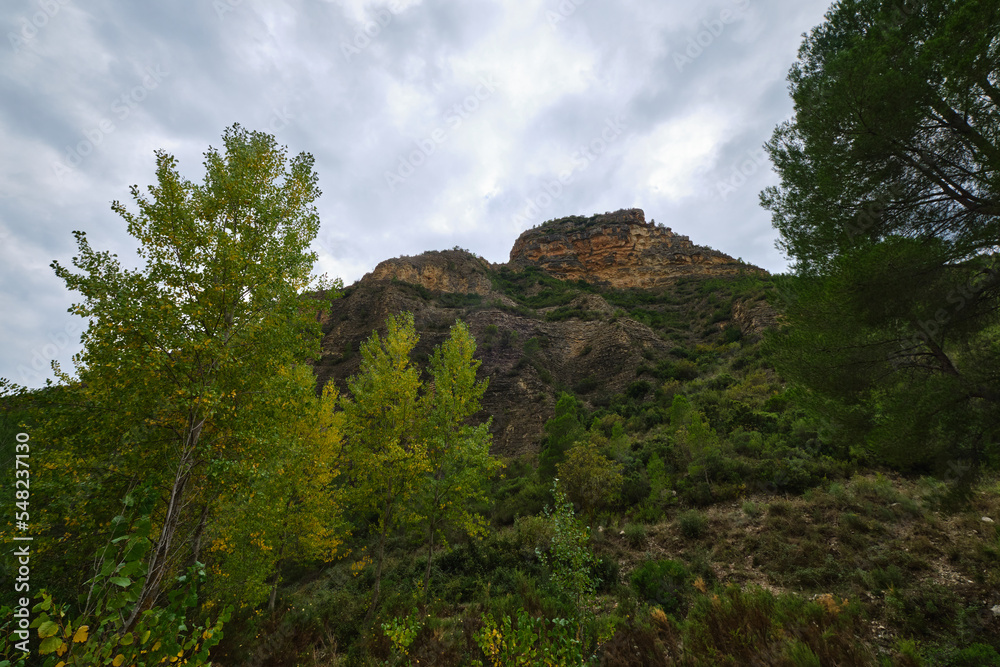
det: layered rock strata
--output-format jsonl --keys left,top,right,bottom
{"left": 509, "top": 208, "right": 764, "bottom": 288}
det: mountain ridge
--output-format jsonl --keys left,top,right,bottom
{"left": 315, "top": 209, "right": 776, "bottom": 455}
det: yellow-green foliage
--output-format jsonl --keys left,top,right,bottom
{"left": 35, "top": 125, "right": 339, "bottom": 623}
{"left": 1, "top": 499, "right": 229, "bottom": 667}
{"left": 342, "top": 313, "right": 500, "bottom": 610}
{"left": 417, "top": 320, "right": 503, "bottom": 593}
{"left": 205, "top": 373, "right": 350, "bottom": 610}
{"left": 474, "top": 610, "right": 585, "bottom": 667}
{"left": 555, "top": 440, "right": 623, "bottom": 523}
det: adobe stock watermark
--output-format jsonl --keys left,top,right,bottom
{"left": 384, "top": 75, "right": 499, "bottom": 192}
{"left": 889, "top": 262, "right": 1000, "bottom": 370}
{"left": 715, "top": 147, "right": 768, "bottom": 201}
{"left": 8, "top": 0, "right": 71, "bottom": 54}
{"left": 511, "top": 115, "right": 627, "bottom": 228}
{"left": 546, "top": 0, "right": 588, "bottom": 28}
{"left": 52, "top": 65, "right": 169, "bottom": 178}
{"left": 844, "top": 183, "right": 905, "bottom": 242}
{"left": 876, "top": 0, "right": 922, "bottom": 37}
{"left": 260, "top": 96, "right": 299, "bottom": 134}
{"left": 213, "top": 0, "right": 245, "bottom": 20}
{"left": 940, "top": 459, "right": 974, "bottom": 486}
{"left": 673, "top": 0, "right": 751, "bottom": 72}
{"left": 15, "top": 320, "right": 80, "bottom": 386}
{"left": 246, "top": 620, "right": 297, "bottom": 667}
{"left": 340, "top": 1, "right": 408, "bottom": 61}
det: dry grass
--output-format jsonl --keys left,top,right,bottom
{"left": 593, "top": 470, "right": 1000, "bottom": 660}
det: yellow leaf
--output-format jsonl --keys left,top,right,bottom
{"left": 73, "top": 625, "right": 90, "bottom": 643}
{"left": 112, "top": 654, "right": 125, "bottom": 666}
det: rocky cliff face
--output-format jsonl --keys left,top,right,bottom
{"left": 314, "top": 209, "right": 777, "bottom": 456}
{"left": 509, "top": 208, "right": 764, "bottom": 288}
{"left": 363, "top": 249, "right": 496, "bottom": 296}
{"left": 732, "top": 296, "right": 780, "bottom": 341}
{"left": 314, "top": 254, "right": 671, "bottom": 457}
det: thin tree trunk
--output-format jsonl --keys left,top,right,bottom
{"left": 123, "top": 420, "right": 202, "bottom": 634}
{"left": 424, "top": 518, "right": 436, "bottom": 602}
{"left": 124, "top": 456, "right": 193, "bottom": 631}
{"left": 268, "top": 551, "right": 284, "bottom": 612}
{"left": 188, "top": 503, "right": 210, "bottom": 568}
{"left": 364, "top": 522, "right": 389, "bottom": 623}
{"left": 268, "top": 565, "right": 280, "bottom": 612}
{"left": 269, "top": 501, "right": 293, "bottom": 613}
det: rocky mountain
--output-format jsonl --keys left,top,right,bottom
{"left": 509, "top": 208, "right": 765, "bottom": 287}
{"left": 314, "top": 208, "right": 775, "bottom": 457}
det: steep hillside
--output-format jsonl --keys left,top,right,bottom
{"left": 251, "top": 209, "right": 1000, "bottom": 667}
{"left": 313, "top": 209, "right": 775, "bottom": 456}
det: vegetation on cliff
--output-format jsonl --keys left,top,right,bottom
{"left": 3, "top": 1, "right": 1000, "bottom": 664}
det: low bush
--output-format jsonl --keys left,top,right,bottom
{"left": 437, "top": 292, "right": 482, "bottom": 308}
{"left": 630, "top": 559, "right": 690, "bottom": 614}
{"left": 678, "top": 510, "right": 708, "bottom": 539}
{"left": 512, "top": 515, "right": 553, "bottom": 556}
{"left": 592, "top": 557, "right": 620, "bottom": 594}
{"left": 928, "top": 642, "right": 1000, "bottom": 666}
{"left": 742, "top": 501, "right": 761, "bottom": 518}
{"left": 573, "top": 376, "right": 599, "bottom": 394}
{"left": 623, "top": 523, "right": 646, "bottom": 548}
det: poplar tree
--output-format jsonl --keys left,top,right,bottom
{"left": 342, "top": 314, "right": 498, "bottom": 616}
{"left": 418, "top": 320, "right": 501, "bottom": 598}
{"left": 48, "top": 124, "right": 337, "bottom": 629}
{"left": 341, "top": 313, "right": 428, "bottom": 620}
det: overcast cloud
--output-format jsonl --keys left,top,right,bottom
{"left": 0, "top": 0, "right": 832, "bottom": 387}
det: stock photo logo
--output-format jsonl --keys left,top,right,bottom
{"left": 715, "top": 147, "right": 768, "bottom": 201}
{"left": 546, "top": 0, "right": 588, "bottom": 27}
{"left": 13, "top": 320, "right": 80, "bottom": 385}
{"left": 383, "top": 75, "right": 499, "bottom": 192}
{"left": 672, "top": 0, "right": 751, "bottom": 71}
{"left": 213, "top": 0, "right": 246, "bottom": 20}
{"left": 7, "top": 0, "right": 71, "bottom": 54}
{"left": 511, "top": 115, "right": 627, "bottom": 227}
{"left": 340, "top": 0, "right": 411, "bottom": 61}
{"left": 51, "top": 65, "right": 169, "bottom": 178}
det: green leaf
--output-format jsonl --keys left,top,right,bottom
{"left": 118, "top": 561, "right": 142, "bottom": 577}
{"left": 110, "top": 576, "right": 132, "bottom": 587}
{"left": 38, "top": 636, "right": 62, "bottom": 655}
{"left": 37, "top": 621, "right": 60, "bottom": 638}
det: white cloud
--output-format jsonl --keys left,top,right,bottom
{"left": 631, "top": 110, "right": 731, "bottom": 200}
{"left": 0, "top": 0, "right": 834, "bottom": 385}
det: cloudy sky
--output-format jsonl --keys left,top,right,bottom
{"left": 1, "top": 0, "right": 832, "bottom": 387}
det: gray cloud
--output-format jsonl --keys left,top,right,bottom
{"left": 0, "top": 0, "right": 832, "bottom": 386}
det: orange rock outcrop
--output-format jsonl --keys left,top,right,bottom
{"left": 508, "top": 208, "right": 765, "bottom": 288}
